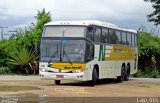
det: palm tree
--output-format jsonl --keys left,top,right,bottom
{"left": 8, "top": 47, "right": 39, "bottom": 74}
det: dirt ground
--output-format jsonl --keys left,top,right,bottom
{"left": 0, "top": 76, "right": 160, "bottom": 97}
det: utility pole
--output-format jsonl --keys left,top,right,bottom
{"left": 0, "top": 26, "right": 8, "bottom": 40}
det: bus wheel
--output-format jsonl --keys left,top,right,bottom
{"left": 90, "top": 68, "right": 98, "bottom": 86}
{"left": 117, "top": 66, "right": 125, "bottom": 82}
{"left": 124, "top": 65, "right": 130, "bottom": 81}
{"left": 55, "top": 80, "right": 61, "bottom": 85}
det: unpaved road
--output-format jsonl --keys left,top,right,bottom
{"left": 0, "top": 75, "right": 160, "bottom": 97}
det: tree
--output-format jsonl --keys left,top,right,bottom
{"left": 138, "top": 28, "right": 160, "bottom": 76}
{"left": 0, "top": 9, "right": 51, "bottom": 74}
{"left": 31, "top": 9, "right": 51, "bottom": 45}
{"left": 0, "top": 40, "right": 8, "bottom": 67}
{"left": 144, "top": 0, "right": 160, "bottom": 25}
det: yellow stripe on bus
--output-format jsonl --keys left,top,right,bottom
{"left": 105, "top": 46, "right": 136, "bottom": 61}
{"left": 50, "top": 63, "right": 86, "bottom": 70}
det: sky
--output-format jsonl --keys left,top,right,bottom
{"left": 0, "top": 0, "right": 160, "bottom": 36}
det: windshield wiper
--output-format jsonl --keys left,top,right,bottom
{"left": 48, "top": 44, "right": 60, "bottom": 64}
{"left": 48, "top": 50, "right": 58, "bottom": 64}
{"left": 63, "top": 51, "right": 72, "bottom": 64}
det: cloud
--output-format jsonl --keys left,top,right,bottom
{"left": 0, "top": 0, "right": 158, "bottom": 32}
{"left": 0, "top": 16, "right": 7, "bottom": 20}
{"left": 0, "top": 0, "right": 153, "bottom": 18}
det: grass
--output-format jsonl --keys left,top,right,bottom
{"left": 133, "top": 69, "right": 160, "bottom": 78}
{"left": 8, "top": 93, "right": 39, "bottom": 97}
{"left": 0, "top": 74, "right": 38, "bottom": 76}
{"left": 0, "top": 86, "right": 41, "bottom": 92}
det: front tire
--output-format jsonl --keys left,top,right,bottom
{"left": 55, "top": 80, "right": 61, "bottom": 85}
{"left": 90, "top": 69, "right": 98, "bottom": 86}
{"left": 117, "top": 66, "right": 125, "bottom": 82}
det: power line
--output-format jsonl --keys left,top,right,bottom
{"left": 0, "top": 26, "right": 8, "bottom": 40}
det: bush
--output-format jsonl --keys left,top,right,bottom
{"left": 0, "top": 67, "right": 12, "bottom": 74}
{"left": 145, "top": 69, "right": 160, "bottom": 78}
{"left": 0, "top": 9, "right": 51, "bottom": 74}
{"left": 133, "top": 69, "right": 145, "bottom": 78}
{"left": 8, "top": 47, "right": 39, "bottom": 74}
{"left": 138, "top": 28, "right": 160, "bottom": 78}
{"left": 134, "top": 68, "right": 160, "bottom": 78}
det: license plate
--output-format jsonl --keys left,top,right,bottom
{"left": 56, "top": 75, "right": 64, "bottom": 78}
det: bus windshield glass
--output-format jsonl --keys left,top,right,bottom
{"left": 44, "top": 26, "right": 86, "bottom": 37}
{"left": 41, "top": 39, "right": 85, "bottom": 63}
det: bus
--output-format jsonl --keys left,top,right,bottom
{"left": 39, "top": 20, "right": 138, "bottom": 86}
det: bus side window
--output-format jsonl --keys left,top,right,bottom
{"left": 102, "top": 28, "right": 109, "bottom": 43}
{"left": 127, "top": 33, "right": 132, "bottom": 45}
{"left": 135, "top": 34, "right": 137, "bottom": 47}
{"left": 115, "top": 31, "right": 121, "bottom": 44}
{"left": 94, "top": 27, "right": 101, "bottom": 43}
{"left": 109, "top": 29, "right": 118, "bottom": 44}
{"left": 121, "top": 32, "right": 126, "bottom": 45}
{"left": 87, "top": 27, "right": 94, "bottom": 41}
{"left": 85, "top": 43, "right": 94, "bottom": 62}
{"left": 132, "top": 33, "right": 135, "bottom": 46}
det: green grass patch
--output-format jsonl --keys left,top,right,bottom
{"left": 0, "top": 74, "right": 38, "bottom": 76}
{"left": 0, "top": 86, "right": 41, "bottom": 92}
{"left": 133, "top": 69, "right": 160, "bottom": 78}
{"left": 9, "top": 93, "right": 39, "bottom": 97}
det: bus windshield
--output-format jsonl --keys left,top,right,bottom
{"left": 41, "top": 39, "right": 85, "bottom": 63}
{"left": 44, "top": 26, "right": 86, "bottom": 37}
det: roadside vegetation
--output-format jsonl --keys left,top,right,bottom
{"left": 0, "top": 9, "right": 51, "bottom": 75}
{"left": 135, "top": 0, "right": 160, "bottom": 78}
{"left": 134, "top": 27, "right": 160, "bottom": 78}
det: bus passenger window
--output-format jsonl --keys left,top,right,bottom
{"left": 102, "top": 28, "right": 109, "bottom": 43}
{"left": 121, "top": 32, "right": 126, "bottom": 45}
{"left": 116, "top": 31, "right": 121, "bottom": 44}
{"left": 87, "top": 27, "right": 94, "bottom": 41}
{"left": 109, "top": 29, "right": 118, "bottom": 44}
{"left": 94, "top": 28, "right": 101, "bottom": 43}
{"left": 132, "top": 34, "right": 135, "bottom": 46}
{"left": 135, "top": 34, "right": 137, "bottom": 46}
{"left": 127, "top": 33, "right": 132, "bottom": 45}
{"left": 85, "top": 43, "right": 94, "bottom": 62}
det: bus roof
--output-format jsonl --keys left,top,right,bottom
{"left": 45, "top": 20, "right": 137, "bottom": 33}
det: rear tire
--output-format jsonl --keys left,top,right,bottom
{"left": 124, "top": 65, "right": 130, "bottom": 81}
{"left": 55, "top": 80, "right": 61, "bottom": 85}
{"left": 90, "top": 68, "right": 98, "bottom": 86}
{"left": 117, "top": 66, "right": 125, "bottom": 82}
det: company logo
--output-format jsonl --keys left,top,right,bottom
{"left": 64, "top": 66, "right": 82, "bottom": 69}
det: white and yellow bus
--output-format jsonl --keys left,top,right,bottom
{"left": 39, "top": 20, "right": 138, "bottom": 86}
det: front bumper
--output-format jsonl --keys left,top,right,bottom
{"left": 39, "top": 71, "right": 86, "bottom": 81}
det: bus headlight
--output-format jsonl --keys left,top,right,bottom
{"left": 40, "top": 68, "right": 49, "bottom": 72}
{"left": 74, "top": 70, "right": 83, "bottom": 73}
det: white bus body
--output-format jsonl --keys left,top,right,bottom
{"left": 39, "top": 20, "right": 138, "bottom": 86}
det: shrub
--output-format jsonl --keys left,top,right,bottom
{"left": 7, "top": 48, "right": 39, "bottom": 74}
{"left": 0, "top": 67, "right": 12, "bottom": 74}
{"left": 133, "top": 69, "right": 144, "bottom": 78}
{"left": 146, "top": 69, "right": 160, "bottom": 78}
{"left": 134, "top": 68, "right": 160, "bottom": 78}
